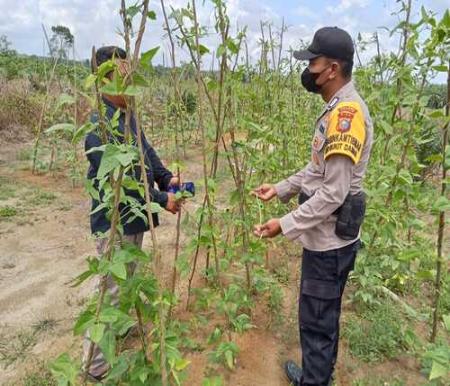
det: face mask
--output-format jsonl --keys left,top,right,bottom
{"left": 301, "top": 66, "right": 330, "bottom": 93}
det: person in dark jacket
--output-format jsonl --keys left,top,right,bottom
{"left": 82, "top": 46, "right": 180, "bottom": 381}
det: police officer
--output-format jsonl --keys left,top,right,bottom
{"left": 253, "top": 27, "right": 373, "bottom": 386}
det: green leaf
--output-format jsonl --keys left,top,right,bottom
{"left": 50, "top": 353, "right": 78, "bottom": 386}
{"left": 226, "top": 38, "right": 239, "bottom": 54}
{"left": 45, "top": 123, "right": 75, "bottom": 135}
{"left": 110, "top": 262, "right": 127, "bottom": 280}
{"left": 99, "top": 76, "right": 123, "bottom": 95}
{"left": 98, "top": 330, "right": 116, "bottom": 363}
{"left": 70, "top": 268, "right": 95, "bottom": 288}
{"left": 141, "top": 46, "right": 160, "bottom": 67}
{"left": 123, "top": 85, "right": 143, "bottom": 96}
{"left": 127, "top": 5, "right": 140, "bottom": 18}
{"left": 114, "top": 243, "right": 149, "bottom": 263}
{"left": 174, "top": 358, "right": 190, "bottom": 371}
{"left": 84, "top": 74, "right": 97, "bottom": 89}
{"left": 97, "top": 144, "right": 120, "bottom": 178}
{"left": 99, "top": 307, "right": 121, "bottom": 323}
{"left": 198, "top": 44, "right": 210, "bottom": 55}
{"left": 441, "top": 9, "right": 450, "bottom": 28}
{"left": 445, "top": 145, "right": 450, "bottom": 170}
{"left": 97, "top": 60, "right": 115, "bottom": 81}
{"left": 432, "top": 196, "right": 450, "bottom": 213}
{"left": 147, "top": 10, "right": 157, "bottom": 20}
{"left": 429, "top": 359, "right": 448, "bottom": 380}
{"left": 398, "top": 169, "right": 413, "bottom": 185}
{"left": 224, "top": 350, "right": 234, "bottom": 369}
{"left": 90, "top": 323, "right": 106, "bottom": 343}
{"left": 132, "top": 72, "right": 150, "bottom": 87}
{"left": 443, "top": 314, "right": 450, "bottom": 332}
{"left": 432, "top": 65, "right": 448, "bottom": 72}
{"left": 377, "top": 120, "right": 394, "bottom": 135}
{"left": 74, "top": 309, "right": 95, "bottom": 335}
{"left": 151, "top": 202, "right": 163, "bottom": 213}
{"left": 428, "top": 110, "right": 445, "bottom": 119}
{"left": 115, "top": 148, "right": 138, "bottom": 167}
{"left": 105, "top": 355, "right": 129, "bottom": 381}
{"left": 208, "top": 327, "right": 222, "bottom": 344}
{"left": 72, "top": 122, "right": 95, "bottom": 144}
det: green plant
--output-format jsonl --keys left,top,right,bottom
{"left": 209, "top": 341, "right": 239, "bottom": 370}
{"left": 0, "top": 205, "right": 17, "bottom": 218}
{"left": 343, "top": 301, "right": 411, "bottom": 362}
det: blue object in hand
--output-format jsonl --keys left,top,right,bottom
{"left": 168, "top": 182, "right": 195, "bottom": 196}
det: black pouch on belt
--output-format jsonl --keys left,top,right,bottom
{"left": 335, "top": 191, "right": 366, "bottom": 240}
{"left": 298, "top": 190, "right": 366, "bottom": 240}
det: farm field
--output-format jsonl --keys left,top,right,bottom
{"left": 0, "top": 141, "right": 444, "bottom": 386}
{"left": 0, "top": 1, "right": 449, "bottom": 385}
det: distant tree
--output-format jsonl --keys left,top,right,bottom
{"left": 49, "top": 25, "right": 74, "bottom": 60}
{"left": 0, "top": 35, "right": 16, "bottom": 56}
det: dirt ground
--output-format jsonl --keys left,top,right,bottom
{"left": 0, "top": 141, "right": 432, "bottom": 386}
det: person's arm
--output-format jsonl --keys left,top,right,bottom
{"left": 274, "top": 163, "right": 312, "bottom": 203}
{"left": 279, "top": 155, "right": 352, "bottom": 240}
{"left": 148, "top": 187, "right": 169, "bottom": 209}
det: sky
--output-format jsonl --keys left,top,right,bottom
{"left": 0, "top": 0, "right": 448, "bottom": 76}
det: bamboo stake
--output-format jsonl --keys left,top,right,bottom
{"left": 430, "top": 60, "right": 449, "bottom": 343}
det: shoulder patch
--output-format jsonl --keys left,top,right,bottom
{"left": 324, "top": 101, "right": 365, "bottom": 164}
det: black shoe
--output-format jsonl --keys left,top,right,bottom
{"left": 284, "top": 360, "right": 334, "bottom": 386}
{"left": 284, "top": 360, "right": 302, "bottom": 386}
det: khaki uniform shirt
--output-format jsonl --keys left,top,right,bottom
{"left": 275, "top": 81, "right": 373, "bottom": 251}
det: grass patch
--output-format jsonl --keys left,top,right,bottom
{"left": 22, "top": 362, "right": 57, "bottom": 386}
{"left": 32, "top": 317, "right": 58, "bottom": 334}
{"left": 0, "top": 318, "right": 58, "bottom": 370}
{"left": 352, "top": 376, "right": 406, "bottom": 386}
{"left": 343, "top": 300, "right": 410, "bottom": 362}
{"left": 0, "top": 205, "right": 17, "bottom": 218}
{"left": 0, "top": 330, "right": 37, "bottom": 368}
{"left": 0, "top": 177, "right": 17, "bottom": 201}
{"left": 28, "top": 189, "right": 57, "bottom": 206}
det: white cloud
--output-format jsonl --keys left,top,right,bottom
{"left": 0, "top": 0, "right": 447, "bottom": 81}
{"left": 295, "top": 5, "right": 318, "bottom": 20}
{"left": 326, "top": 0, "right": 369, "bottom": 14}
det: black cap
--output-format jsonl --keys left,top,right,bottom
{"left": 94, "top": 46, "right": 127, "bottom": 68}
{"left": 294, "top": 27, "right": 354, "bottom": 62}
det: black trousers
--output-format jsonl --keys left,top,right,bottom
{"left": 299, "top": 240, "right": 360, "bottom": 386}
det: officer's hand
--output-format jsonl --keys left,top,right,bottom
{"left": 252, "top": 184, "right": 277, "bottom": 202}
{"left": 169, "top": 176, "right": 180, "bottom": 187}
{"left": 165, "top": 193, "right": 180, "bottom": 214}
{"left": 253, "top": 218, "right": 282, "bottom": 238}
